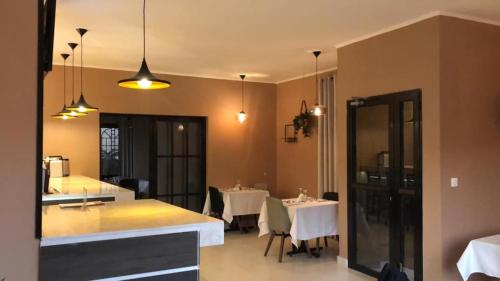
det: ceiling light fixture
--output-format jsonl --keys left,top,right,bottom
{"left": 311, "top": 51, "right": 327, "bottom": 116}
{"left": 67, "top": 28, "right": 98, "bottom": 113}
{"left": 118, "top": 0, "right": 171, "bottom": 90}
{"left": 238, "top": 74, "right": 247, "bottom": 123}
{"left": 52, "top": 53, "right": 76, "bottom": 120}
{"left": 65, "top": 42, "right": 87, "bottom": 117}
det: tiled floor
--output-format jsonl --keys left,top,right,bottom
{"left": 200, "top": 230, "right": 375, "bottom": 281}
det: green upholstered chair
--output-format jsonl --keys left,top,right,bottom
{"left": 263, "top": 197, "right": 292, "bottom": 262}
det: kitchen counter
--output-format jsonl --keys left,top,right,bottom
{"left": 42, "top": 175, "right": 135, "bottom": 203}
{"left": 40, "top": 199, "right": 224, "bottom": 281}
{"left": 41, "top": 199, "right": 224, "bottom": 247}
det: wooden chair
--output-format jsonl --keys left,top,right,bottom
{"left": 208, "top": 186, "right": 224, "bottom": 219}
{"left": 263, "top": 197, "right": 292, "bottom": 262}
{"left": 322, "top": 192, "right": 339, "bottom": 247}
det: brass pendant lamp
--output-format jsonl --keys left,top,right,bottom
{"left": 65, "top": 42, "right": 87, "bottom": 117}
{"left": 52, "top": 53, "right": 76, "bottom": 120}
{"left": 118, "top": 0, "right": 171, "bottom": 90}
{"left": 311, "top": 51, "right": 327, "bottom": 116}
{"left": 66, "top": 28, "right": 99, "bottom": 113}
{"left": 238, "top": 74, "right": 247, "bottom": 123}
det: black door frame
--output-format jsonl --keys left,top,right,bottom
{"left": 150, "top": 115, "right": 207, "bottom": 212}
{"left": 347, "top": 89, "right": 422, "bottom": 281}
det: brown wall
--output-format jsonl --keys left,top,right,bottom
{"left": 0, "top": 1, "right": 39, "bottom": 280}
{"left": 336, "top": 17, "right": 443, "bottom": 280}
{"left": 439, "top": 17, "right": 500, "bottom": 281}
{"left": 44, "top": 67, "right": 277, "bottom": 193}
{"left": 276, "top": 73, "right": 334, "bottom": 199}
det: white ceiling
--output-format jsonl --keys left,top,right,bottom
{"left": 53, "top": 0, "right": 500, "bottom": 83}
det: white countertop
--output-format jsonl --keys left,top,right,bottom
{"left": 43, "top": 175, "right": 135, "bottom": 202}
{"left": 41, "top": 199, "right": 224, "bottom": 248}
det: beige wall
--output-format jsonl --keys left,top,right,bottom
{"left": 439, "top": 17, "right": 500, "bottom": 281}
{"left": 0, "top": 1, "right": 39, "bottom": 280}
{"left": 44, "top": 67, "right": 277, "bottom": 193}
{"left": 336, "top": 17, "right": 443, "bottom": 280}
{"left": 276, "top": 72, "right": 334, "bottom": 199}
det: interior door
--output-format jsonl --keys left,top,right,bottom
{"left": 152, "top": 117, "right": 206, "bottom": 212}
{"left": 347, "top": 90, "right": 422, "bottom": 281}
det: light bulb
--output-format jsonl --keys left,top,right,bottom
{"left": 312, "top": 104, "right": 326, "bottom": 116}
{"left": 138, "top": 78, "right": 152, "bottom": 89}
{"left": 78, "top": 106, "right": 87, "bottom": 113}
{"left": 70, "top": 111, "right": 77, "bottom": 116}
{"left": 238, "top": 111, "right": 247, "bottom": 123}
{"left": 62, "top": 115, "right": 69, "bottom": 120}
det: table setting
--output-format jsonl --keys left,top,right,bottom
{"left": 258, "top": 189, "right": 339, "bottom": 257}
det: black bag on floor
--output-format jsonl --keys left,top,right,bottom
{"left": 378, "top": 263, "right": 410, "bottom": 281}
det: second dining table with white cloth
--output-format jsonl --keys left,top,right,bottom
{"left": 457, "top": 234, "right": 500, "bottom": 280}
{"left": 258, "top": 199, "right": 339, "bottom": 247}
{"left": 202, "top": 188, "right": 270, "bottom": 223}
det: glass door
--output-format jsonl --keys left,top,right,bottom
{"left": 347, "top": 90, "right": 422, "bottom": 281}
{"left": 152, "top": 117, "right": 206, "bottom": 212}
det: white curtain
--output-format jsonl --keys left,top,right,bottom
{"left": 318, "top": 74, "right": 335, "bottom": 196}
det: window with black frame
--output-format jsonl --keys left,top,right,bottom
{"left": 100, "top": 125, "right": 120, "bottom": 180}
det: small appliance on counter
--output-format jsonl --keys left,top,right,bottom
{"left": 44, "top": 155, "right": 70, "bottom": 177}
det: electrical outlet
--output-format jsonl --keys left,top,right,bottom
{"left": 451, "top": 177, "right": 459, "bottom": 188}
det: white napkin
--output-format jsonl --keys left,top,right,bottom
{"left": 296, "top": 193, "right": 306, "bottom": 202}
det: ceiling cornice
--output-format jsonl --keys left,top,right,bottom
{"left": 335, "top": 11, "right": 500, "bottom": 49}
{"left": 275, "top": 67, "right": 337, "bottom": 85}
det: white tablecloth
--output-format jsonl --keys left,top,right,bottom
{"left": 258, "top": 199, "right": 339, "bottom": 247}
{"left": 457, "top": 234, "right": 500, "bottom": 280}
{"left": 202, "top": 189, "right": 269, "bottom": 223}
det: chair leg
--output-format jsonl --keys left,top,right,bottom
{"left": 279, "top": 233, "right": 285, "bottom": 263}
{"left": 316, "top": 237, "right": 320, "bottom": 253}
{"left": 304, "top": 240, "right": 312, "bottom": 258}
{"left": 264, "top": 232, "right": 275, "bottom": 256}
{"left": 324, "top": 236, "right": 329, "bottom": 247}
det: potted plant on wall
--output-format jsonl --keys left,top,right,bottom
{"left": 293, "top": 100, "right": 313, "bottom": 137}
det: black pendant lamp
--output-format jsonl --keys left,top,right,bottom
{"left": 67, "top": 28, "right": 98, "bottom": 113}
{"left": 52, "top": 53, "right": 76, "bottom": 120}
{"left": 118, "top": 0, "right": 171, "bottom": 90}
{"left": 66, "top": 42, "right": 87, "bottom": 117}
{"left": 238, "top": 74, "right": 247, "bottom": 123}
{"left": 311, "top": 51, "right": 327, "bottom": 116}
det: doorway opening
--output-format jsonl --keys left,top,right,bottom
{"left": 100, "top": 113, "right": 207, "bottom": 213}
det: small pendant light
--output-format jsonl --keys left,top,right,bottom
{"left": 311, "top": 51, "right": 327, "bottom": 116}
{"left": 118, "top": 0, "right": 171, "bottom": 90}
{"left": 238, "top": 74, "right": 247, "bottom": 123}
{"left": 52, "top": 53, "right": 76, "bottom": 120}
{"left": 66, "top": 42, "right": 87, "bottom": 117}
{"left": 67, "top": 28, "right": 99, "bottom": 113}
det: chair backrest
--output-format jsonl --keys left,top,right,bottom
{"left": 323, "top": 192, "right": 339, "bottom": 201}
{"left": 208, "top": 186, "right": 224, "bottom": 213}
{"left": 266, "top": 197, "right": 291, "bottom": 234}
{"left": 119, "top": 178, "right": 140, "bottom": 199}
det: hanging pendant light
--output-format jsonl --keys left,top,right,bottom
{"left": 118, "top": 0, "right": 171, "bottom": 90}
{"left": 311, "top": 51, "right": 327, "bottom": 116}
{"left": 66, "top": 28, "right": 99, "bottom": 113}
{"left": 52, "top": 53, "right": 76, "bottom": 120}
{"left": 238, "top": 74, "right": 247, "bottom": 123}
{"left": 65, "top": 42, "right": 87, "bottom": 117}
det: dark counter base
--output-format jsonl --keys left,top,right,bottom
{"left": 40, "top": 231, "right": 199, "bottom": 281}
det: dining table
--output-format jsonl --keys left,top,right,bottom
{"left": 202, "top": 187, "right": 270, "bottom": 223}
{"left": 258, "top": 198, "right": 339, "bottom": 255}
{"left": 457, "top": 234, "right": 500, "bottom": 280}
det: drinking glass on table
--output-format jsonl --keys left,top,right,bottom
{"left": 298, "top": 187, "right": 303, "bottom": 196}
